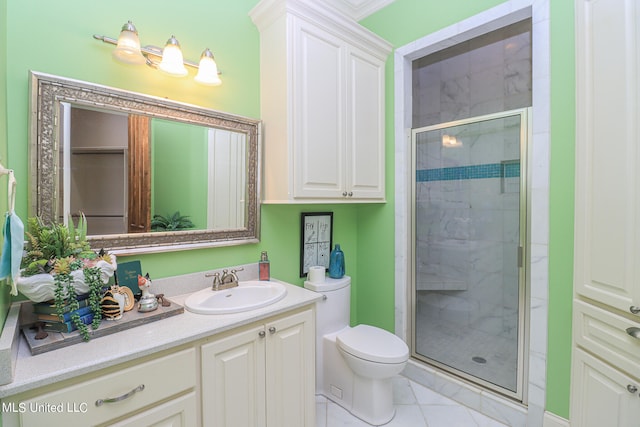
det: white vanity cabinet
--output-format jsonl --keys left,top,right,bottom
{"left": 0, "top": 283, "right": 320, "bottom": 427}
{"left": 250, "top": 0, "right": 391, "bottom": 203}
{"left": 201, "top": 307, "right": 315, "bottom": 427}
{"left": 2, "top": 347, "right": 197, "bottom": 427}
{"left": 572, "top": 0, "right": 640, "bottom": 424}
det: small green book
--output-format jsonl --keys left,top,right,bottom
{"left": 116, "top": 260, "right": 142, "bottom": 295}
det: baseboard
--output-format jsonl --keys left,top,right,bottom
{"left": 543, "top": 411, "right": 570, "bottom": 427}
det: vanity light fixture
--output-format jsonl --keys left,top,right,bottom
{"left": 93, "top": 21, "right": 222, "bottom": 86}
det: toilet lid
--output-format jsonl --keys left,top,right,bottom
{"left": 337, "top": 324, "right": 409, "bottom": 364}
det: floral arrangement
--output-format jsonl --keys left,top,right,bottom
{"left": 17, "top": 215, "right": 117, "bottom": 341}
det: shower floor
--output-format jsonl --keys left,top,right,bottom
{"left": 414, "top": 293, "right": 518, "bottom": 392}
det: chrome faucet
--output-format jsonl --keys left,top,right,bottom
{"left": 206, "top": 267, "right": 244, "bottom": 291}
{"left": 205, "top": 272, "right": 222, "bottom": 291}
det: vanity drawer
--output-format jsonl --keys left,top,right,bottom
{"left": 16, "top": 347, "right": 196, "bottom": 426}
{"left": 574, "top": 300, "right": 640, "bottom": 380}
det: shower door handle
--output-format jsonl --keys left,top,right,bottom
{"left": 517, "top": 246, "right": 524, "bottom": 268}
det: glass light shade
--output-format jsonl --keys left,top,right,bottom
{"left": 112, "top": 21, "right": 146, "bottom": 65}
{"left": 158, "top": 36, "right": 188, "bottom": 77}
{"left": 195, "top": 49, "right": 222, "bottom": 86}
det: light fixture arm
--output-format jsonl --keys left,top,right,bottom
{"left": 93, "top": 34, "right": 202, "bottom": 69}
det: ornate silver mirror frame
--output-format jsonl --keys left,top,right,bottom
{"left": 29, "top": 71, "right": 261, "bottom": 255}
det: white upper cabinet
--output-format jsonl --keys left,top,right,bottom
{"left": 250, "top": 0, "right": 391, "bottom": 203}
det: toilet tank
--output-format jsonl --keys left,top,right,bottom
{"left": 304, "top": 276, "right": 351, "bottom": 336}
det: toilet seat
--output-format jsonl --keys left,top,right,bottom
{"left": 337, "top": 324, "right": 408, "bottom": 364}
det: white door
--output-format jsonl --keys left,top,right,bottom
{"left": 572, "top": 349, "right": 640, "bottom": 427}
{"left": 201, "top": 325, "right": 267, "bottom": 427}
{"left": 346, "top": 46, "right": 385, "bottom": 199}
{"left": 265, "top": 310, "right": 315, "bottom": 427}
{"left": 574, "top": 0, "right": 640, "bottom": 314}
{"left": 292, "top": 17, "right": 346, "bottom": 199}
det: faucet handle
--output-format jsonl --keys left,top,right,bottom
{"left": 230, "top": 267, "right": 244, "bottom": 278}
{"left": 228, "top": 267, "right": 244, "bottom": 282}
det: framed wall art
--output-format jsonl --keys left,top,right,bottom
{"left": 300, "top": 212, "right": 333, "bottom": 277}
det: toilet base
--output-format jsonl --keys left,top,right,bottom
{"left": 320, "top": 333, "right": 399, "bottom": 426}
{"left": 351, "top": 375, "right": 396, "bottom": 425}
{"left": 322, "top": 392, "right": 396, "bottom": 426}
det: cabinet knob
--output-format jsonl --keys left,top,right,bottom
{"left": 258, "top": 330, "right": 266, "bottom": 338}
{"left": 342, "top": 191, "right": 348, "bottom": 197}
{"left": 95, "top": 384, "right": 145, "bottom": 406}
{"left": 627, "top": 384, "right": 638, "bottom": 394}
{"left": 630, "top": 306, "right": 640, "bottom": 315}
{"left": 348, "top": 192, "right": 353, "bottom": 197}
{"left": 269, "top": 326, "right": 276, "bottom": 334}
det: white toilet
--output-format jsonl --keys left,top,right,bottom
{"left": 304, "top": 276, "right": 409, "bottom": 426}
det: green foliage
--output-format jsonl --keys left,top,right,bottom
{"left": 21, "top": 215, "right": 92, "bottom": 276}
{"left": 151, "top": 211, "right": 195, "bottom": 232}
{"left": 83, "top": 267, "right": 103, "bottom": 331}
{"left": 22, "top": 214, "right": 105, "bottom": 341}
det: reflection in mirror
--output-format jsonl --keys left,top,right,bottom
{"left": 30, "top": 71, "right": 261, "bottom": 254}
{"left": 58, "top": 106, "right": 247, "bottom": 235}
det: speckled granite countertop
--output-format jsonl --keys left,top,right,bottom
{"left": 0, "top": 264, "right": 322, "bottom": 398}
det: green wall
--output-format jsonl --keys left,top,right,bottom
{"left": 152, "top": 120, "right": 208, "bottom": 229}
{"left": 360, "top": 0, "right": 576, "bottom": 419}
{"left": 546, "top": 1, "right": 575, "bottom": 418}
{"left": 0, "top": 0, "right": 10, "bottom": 329}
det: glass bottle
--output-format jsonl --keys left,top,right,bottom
{"left": 259, "top": 251, "right": 270, "bottom": 281}
{"left": 328, "top": 244, "right": 345, "bottom": 279}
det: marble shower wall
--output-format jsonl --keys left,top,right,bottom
{"left": 413, "top": 20, "right": 531, "bottom": 341}
{"left": 412, "top": 19, "right": 531, "bottom": 128}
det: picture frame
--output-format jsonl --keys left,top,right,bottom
{"left": 300, "top": 212, "right": 333, "bottom": 277}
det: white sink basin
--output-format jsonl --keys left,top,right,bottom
{"left": 184, "top": 280, "right": 287, "bottom": 314}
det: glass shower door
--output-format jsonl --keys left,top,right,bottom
{"left": 411, "top": 109, "right": 528, "bottom": 398}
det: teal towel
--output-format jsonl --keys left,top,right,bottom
{"left": 0, "top": 171, "right": 24, "bottom": 295}
{"left": 0, "top": 212, "right": 24, "bottom": 295}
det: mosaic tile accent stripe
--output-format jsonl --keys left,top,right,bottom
{"left": 417, "top": 162, "right": 520, "bottom": 182}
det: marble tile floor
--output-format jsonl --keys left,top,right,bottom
{"left": 316, "top": 376, "right": 509, "bottom": 427}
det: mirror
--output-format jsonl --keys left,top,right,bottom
{"left": 29, "top": 71, "right": 261, "bottom": 254}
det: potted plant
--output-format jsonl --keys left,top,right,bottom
{"left": 151, "top": 211, "right": 195, "bottom": 231}
{"left": 17, "top": 215, "right": 117, "bottom": 341}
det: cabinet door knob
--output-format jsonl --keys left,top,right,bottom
{"left": 348, "top": 192, "right": 353, "bottom": 197}
{"left": 627, "top": 384, "right": 638, "bottom": 394}
{"left": 630, "top": 306, "right": 640, "bottom": 315}
{"left": 342, "top": 191, "right": 348, "bottom": 197}
{"left": 626, "top": 327, "right": 640, "bottom": 339}
{"left": 258, "top": 330, "right": 266, "bottom": 338}
{"left": 269, "top": 326, "right": 276, "bottom": 334}
{"left": 95, "top": 384, "right": 145, "bottom": 406}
